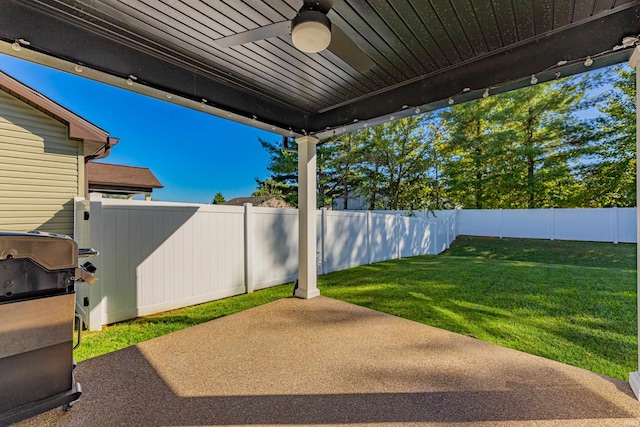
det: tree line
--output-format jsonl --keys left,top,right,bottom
{"left": 254, "top": 64, "right": 635, "bottom": 210}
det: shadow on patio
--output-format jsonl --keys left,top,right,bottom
{"left": 17, "top": 296, "right": 640, "bottom": 426}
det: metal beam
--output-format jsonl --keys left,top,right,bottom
{"left": 311, "top": 3, "right": 640, "bottom": 134}
{"left": 0, "top": 0, "right": 309, "bottom": 132}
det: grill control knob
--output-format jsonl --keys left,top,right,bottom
{"left": 82, "top": 262, "right": 97, "bottom": 274}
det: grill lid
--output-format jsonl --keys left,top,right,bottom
{"left": 0, "top": 231, "right": 78, "bottom": 271}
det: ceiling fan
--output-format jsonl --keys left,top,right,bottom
{"left": 213, "top": 0, "right": 375, "bottom": 73}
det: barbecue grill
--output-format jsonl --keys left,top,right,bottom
{"left": 0, "top": 231, "right": 97, "bottom": 425}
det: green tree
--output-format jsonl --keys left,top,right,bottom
{"left": 439, "top": 96, "right": 510, "bottom": 209}
{"left": 319, "top": 131, "right": 366, "bottom": 209}
{"left": 359, "top": 117, "right": 433, "bottom": 210}
{"left": 496, "top": 76, "right": 592, "bottom": 208}
{"left": 255, "top": 138, "right": 299, "bottom": 206}
{"left": 423, "top": 113, "right": 451, "bottom": 210}
{"left": 255, "top": 136, "right": 360, "bottom": 208}
{"left": 252, "top": 178, "right": 285, "bottom": 197}
{"left": 578, "top": 65, "right": 636, "bottom": 207}
{"left": 355, "top": 128, "right": 385, "bottom": 209}
{"left": 212, "top": 192, "right": 226, "bottom": 204}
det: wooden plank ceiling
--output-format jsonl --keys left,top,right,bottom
{"left": 1, "top": 0, "right": 639, "bottom": 137}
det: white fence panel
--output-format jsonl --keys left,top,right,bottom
{"left": 251, "top": 207, "right": 298, "bottom": 290}
{"left": 457, "top": 210, "right": 502, "bottom": 237}
{"left": 323, "top": 210, "right": 369, "bottom": 273}
{"left": 97, "top": 200, "right": 246, "bottom": 325}
{"left": 501, "top": 209, "right": 552, "bottom": 239}
{"left": 458, "top": 207, "right": 636, "bottom": 243}
{"left": 435, "top": 217, "right": 450, "bottom": 253}
{"left": 618, "top": 208, "right": 637, "bottom": 243}
{"left": 553, "top": 208, "right": 611, "bottom": 242}
{"left": 399, "top": 217, "right": 431, "bottom": 257}
{"left": 369, "top": 213, "right": 399, "bottom": 263}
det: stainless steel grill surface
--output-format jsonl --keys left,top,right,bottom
{"left": 0, "top": 231, "right": 94, "bottom": 426}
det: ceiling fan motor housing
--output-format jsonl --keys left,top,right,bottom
{"left": 291, "top": 10, "right": 332, "bottom": 53}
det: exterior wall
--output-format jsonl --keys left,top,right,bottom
{"left": 0, "top": 89, "right": 82, "bottom": 236}
{"left": 332, "top": 194, "right": 369, "bottom": 210}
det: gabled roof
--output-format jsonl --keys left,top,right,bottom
{"left": 87, "top": 162, "right": 163, "bottom": 194}
{"left": 0, "top": 70, "right": 117, "bottom": 158}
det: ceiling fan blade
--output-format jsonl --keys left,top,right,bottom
{"left": 214, "top": 20, "right": 291, "bottom": 49}
{"left": 327, "top": 24, "right": 375, "bottom": 73}
{"left": 303, "top": 0, "right": 335, "bottom": 14}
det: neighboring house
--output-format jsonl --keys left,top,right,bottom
{"left": 0, "top": 70, "right": 117, "bottom": 236}
{"left": 87, "top": 162, "right": 163, "bottom": 200}
{"left": 0, "top": 70, "right": 162, "bottom": 236}
{"left": 332, "top": 192, "right": 369, "bottom": 210}
{"left": 224, "top": 195, "right": 292, "bottom": 208}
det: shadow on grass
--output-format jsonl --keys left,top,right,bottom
{"left": 443, "top": 236, "right": 637, "bottom": 269}
{"left": 320, "top": 238, "right": 638, "bottom": 380}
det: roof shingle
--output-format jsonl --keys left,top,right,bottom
{"left": 88, "top": 162, "right": 163, "bottom": 193}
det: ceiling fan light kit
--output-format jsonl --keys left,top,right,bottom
{"left": 212, "top": 0, "right": 374, "bottom": 72}
{"left": 291, "top": 10, "right": 332, "bottom": 53}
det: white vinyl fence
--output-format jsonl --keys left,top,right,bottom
{"left": 76, "top": 194, "right": 456, "bottom": 330}
{"left": 457, "top": 208, "right": 637, "bottom": 243}
{"left": 75, "top": 199, "right": 636, "bottom": 330}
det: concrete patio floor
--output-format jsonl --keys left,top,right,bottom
{"left": 16, "top": 296, "right": 640, "bottom": 426}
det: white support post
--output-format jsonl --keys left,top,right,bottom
{"left": 628, "top": 46, "right": 640, "bottom": 399}
{"left": 295, "top": 136, "right": 320, "bottom": 299}
{"left": 88, "top": 192, "right": 105, "bottom": 331}
{"left": 244, "top": 203, "right": 254, "bottom": 293}
{"left": 499, "top": 208, "right": 504, "bottom": 238}
{"left": 550, "top": 207, "right": 555, "bottom": 241}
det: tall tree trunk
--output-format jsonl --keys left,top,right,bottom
{"left": 318, "top": 163, "right": 324, "bottom": 208}
{"left": 527, "top": 157, "right": 535, "bottom": 208}
{"left": 434, "top": 162, "right": 440, "bottom": 208}
{"left": 342, "top": 164, "right": 350, "bottom": 210}
{"left": 343, "top": 186, "right": 349, "bottom": 210}
{"left": 526, "top": 111, "right": 535, "bottom": 208}
{"left": 474, "top": 147, "right": 483, "bottom": 209}
{"left": 369, "top": 163, "right": 379, "bottom": 210}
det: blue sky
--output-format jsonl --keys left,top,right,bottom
{"left": 0, "top": 54, "right": 278, "bottom": 203}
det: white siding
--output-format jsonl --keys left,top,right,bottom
{"left": 0, "top": 90, "right": 81, "bottom": 236}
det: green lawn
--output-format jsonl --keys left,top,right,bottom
{"left": 320, "top": 236, "right": 637, "bottom": 380}
{"left": 76, "top": 236, "right": 637, "bottom": 381}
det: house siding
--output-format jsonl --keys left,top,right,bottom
{"left": 0, "top": 89, "right": 82, "bottom": 236}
